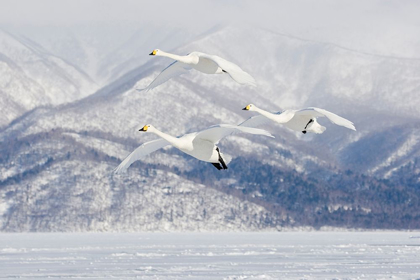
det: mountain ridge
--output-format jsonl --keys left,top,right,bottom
{"left": 1, "top": 24, "right": 419, "bottom": 231}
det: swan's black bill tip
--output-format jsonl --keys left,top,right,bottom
{"left": 149, "top": 52, "right": 154, "bottom": 55}
{"left": 242, "top": 107, "right": 247, "bottom": 110}
{"left": 302, "top": 131, "right": 307, "bottom": 134}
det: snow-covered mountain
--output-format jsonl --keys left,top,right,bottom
{"left": 0, "top": 28, "right": 99, "bottom": 127}
{"left": 1, "top": 25, "right": 419, "bottom": 231}
{"left": 11, "top": 23, "right": 200, "bottom": 85}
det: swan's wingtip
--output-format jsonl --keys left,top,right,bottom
{"left": 348, "top": 124, "right": 357, "bottom": 131}
{"left": 113, "top": 166, "right": 126, "bottom": 175}
{"left": 136, "top": 87, "right": 149, "bottom": 93}
{"left": 244, "top": 80, "right": 257, "bottom": 87}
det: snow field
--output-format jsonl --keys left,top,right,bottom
{"left": 0, "top": 232, "right": 419, "bottom": 279}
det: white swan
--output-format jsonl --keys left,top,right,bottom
{"left": 241, "top": 104, "right": 356, "bottom": 134}
{"left": 143, "top": 49, "right": 256, "bottom": 91}
{"left": 114, "top": 124, "right": 273, "bottom": 173}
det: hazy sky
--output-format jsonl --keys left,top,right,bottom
{"left": 1, "top": 0, "right": 419, "bottom": 57}
{"left": 1, "top": 0, "right": 418, "bottom": 28}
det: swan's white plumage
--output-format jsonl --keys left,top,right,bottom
{"left": 239, "top": 112, "right": 279, "bottom": 128}
{"left": 113, "top": 138, "right": 170, "bottom": 174}
{"left": 146, "top": 61, "right": 192, "bottom": 92}
{"left": 195, "top": 52, "right": 256, "bottom": 86}
{"left": 114, "top": 124, "right": 273, "bottom": 173}
{"left": 297, "top": 107, "right": 356, "bottom": 131}
{"left": 195, "top": 124, "right": 273, "bottom": 144}
{"left": 241, "top": 104, "right": 356, "bottom": 134}
{"left": 144, "top": 49, "right": 256, "bottom": 91}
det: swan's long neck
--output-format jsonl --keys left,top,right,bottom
{"left": 158, "top": 51, "right": 194, "bottom": 64}
{"left": 152, "top": 128, "right": 179, "bottom": 146}
{"left": 253, "top": 106, "right": 277, "bottom": 121}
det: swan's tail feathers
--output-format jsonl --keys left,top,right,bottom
{"left": 308, "top": 119, "right": 326, "bottom": 134}
{"left": 315, "top": 125, "right": 327, "bottom": 134}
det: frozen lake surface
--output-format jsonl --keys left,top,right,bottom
{"left": 0, "top": 232, "right": 419, "bottom": 279}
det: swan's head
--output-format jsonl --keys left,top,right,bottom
{"left": 139, "top": 124, "right": 153, "bottom": 132}
{"left": 242, "top": 104, "right": 255, "bottom": 111}
{"left": 149, "top": 49, "right": 161, "bottom": 56}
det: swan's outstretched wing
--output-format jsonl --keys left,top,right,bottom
{"left": 238, "top": 115, "right": 271, "bottom": 128}
{"left": 197, "top": 53, "right": 256, "bottom": 86}
{"left": 114, "top": 139, "right": 171, "bottom": 174}
{"left": 145, "top": 61, "right": 192, "bottom": 91}
{"left": 195, "top": 124, "right": 274, "bottom": 144}
{"left": 296, "top": 107, "right": 356, "bottom": 131}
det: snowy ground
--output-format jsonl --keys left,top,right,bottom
{"left": 0, "top": 232, "right": 419, "bottom": 279}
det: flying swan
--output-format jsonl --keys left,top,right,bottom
{"left": 241, "top": 104, "right": 356, "bottom": 134}
{"left": 114, "top": 124, "right": 273, "bottom": 173}
{"left": 142, "top": 49, "right": 256, "bottom": 91}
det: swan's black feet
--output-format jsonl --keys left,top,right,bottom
{"left": 216, "top": 147, "right": 228, "bottom": 170}
{"left": 302, "top": 131, "right": 307, "bottom": 134}
{"left": 212, "top": 163, "right": 223, "bottom": 170}
{"left": 219, "top": 157, "right": 228, "bottom": 170}
{"left": 304, "top": 119, "right": 314, "bottom": 130}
